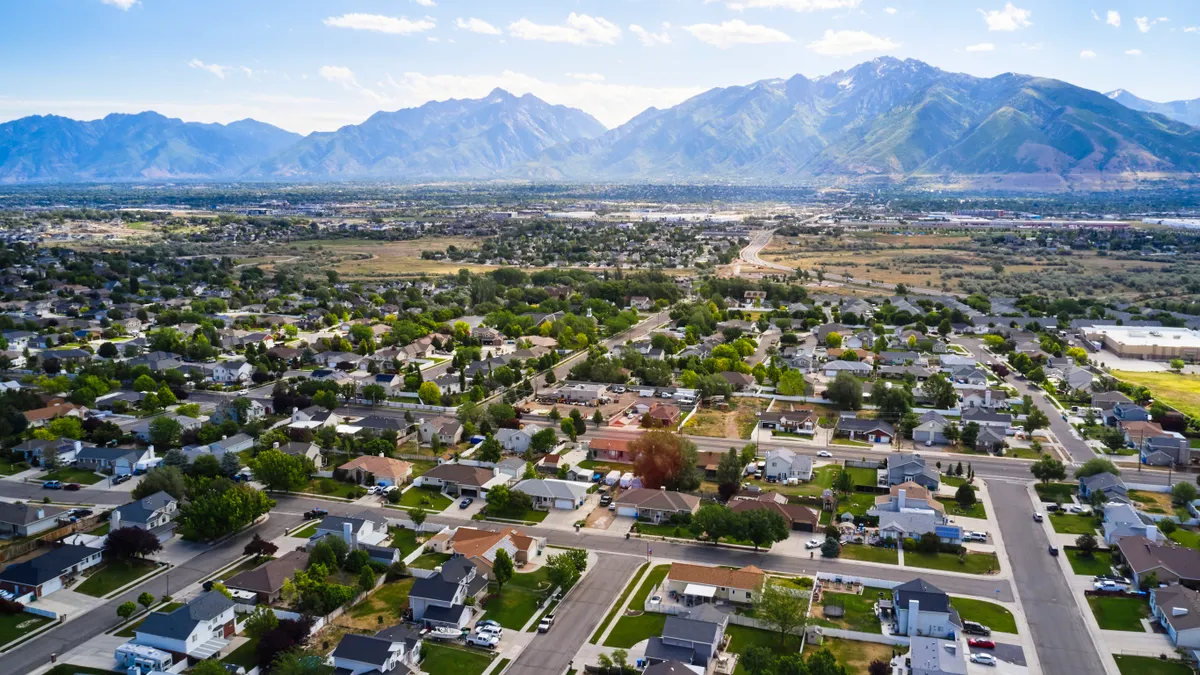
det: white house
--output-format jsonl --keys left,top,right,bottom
{"left": 331, "top": 627, "right": 423, "bottom": 675}
{"left": 311, "top": 512, "right": 390, "bottom": 548}
{"left": 111, "top": 491, "right": 178, "bottom": 541}
{"left": 1102, "top": 502, "right": 1161, "bottom": 545}
{"left": 134, "top": 590, "right": 237, "bottom": 660}
{"left": 512, "top": 479, "right": 589, "bottom": 510}
{"left": 495, "top": 425, "right": 542, "bottom": 455}
{"left": 409, "top": 557, "right": 489, "bottom": 629}
{"left": 205, "top": 360, "right": 253, "bottom": 383}
{"left": 892, "top": 579, "right": 958, "bottom": 639}
{"left": 763, "top": 448, "right": 813, "bottom": 483}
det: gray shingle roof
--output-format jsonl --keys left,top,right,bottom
{"left": 113, "top": 491, "right": 175, "bottom": 525}
{"left": 137, "top": 590, "right": 234, "bottom": 640}
{"left": 0, "top": 502, "right": 66, "bottom": 526}
{"left": 332, "top": 634, "right": 394, "bottom": 666}
{"left": 0, "top": 544, "right": 97, "bottom": 585}
{"left": 893, "top": 578, "right": 951, "bottom": 614}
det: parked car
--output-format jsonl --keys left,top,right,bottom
{"left": 459, "top": 497, "right": 474, "bottom": 509}
{"left": 817, "top": 450, "right": 832, "bottom": 458}
{"left": 70, "top": 508, "right": 94, "bottom": 517}
{"left": 1032, "top": 512, "right": 1043, "bottom": 523}
{"left": 962, "top": 621, "right": 991, "bottom": 636}
{"left": 1048, "top": 545, "right": 1059, "bottom": 557}
{"left": 304, "top": 508, "right": 328, "bottom": 520}
{"left": 1094, "top": 580, "right": 1128, "bottom": 592}
{"left": 64, "top": 483, "right": 81, "bottom": 491}
{"left": 42, "top": 480, "right": 62, "bottom": 489}
{"left": 805, "top": 538, "right": 824, "bottom": 550}
{"left": 465, "top": 634, "right": 498, "bottom": 649}
{"left": 476, "top": 625, "right": 503, "bottom": 638}
{"left": 970, "top": 654, "right": 997, "bottom": 666}
{"left": 599, "top": 495, "right": 612, "bottom": 506}
{"left": 968, "top": 639, "right": 995, "bottom": 649}
{"left": 611, "top": 385, "right": 626, "bottom": 393}
{"left": 113, "top": 473, "right": 132, "bottom": 484}
{"left": 537, "top": 618, "right": 552, "bottom": 633}
{"left": 477, "top": 620, "right": 500, "bottom": 629}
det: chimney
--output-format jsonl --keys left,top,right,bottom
{"left": 36, "top": 508, "right": 44, "bottom": 519}
{"left": 907, "top": 599, "right": 920, "bottom": 637}
{"left": 112, "top": 510, "right": 121, "bottom": 530}
{"left": 343, "top": 521, "right": 354, "bottom": 548}
{"left": 897, "top": 489, "right": 906, "bottom": 510}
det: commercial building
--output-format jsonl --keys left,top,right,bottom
{"left": 1082, "top": 325, "right": 1200, "bottom": 361}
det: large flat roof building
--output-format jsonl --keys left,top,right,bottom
{"left": 1082, "top": 325, "right": 1200, "bottom": 361}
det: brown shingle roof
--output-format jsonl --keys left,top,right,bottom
{"left": 225, "top": 550, "right": 308, "bottom": 594}
{"left": 614, "top": 488, "right": 699, "bottom": 513}
{"left": 729, "top": 497, "right": 819, "bottom": 528}
{"left": 667, "top": 562, "right": 765, "bottom": 592}
{"left": 339, "top": 456, "right": 412, "bottom": 482}
{"left": 423, "top": 463, "right": 494, "bottom": 487}
{"left": 1118, "top": 536, "right": 1200, "bottom": 581}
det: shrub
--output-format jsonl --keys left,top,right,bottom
{"left": 0, "top": 598, "right": 25, "bottom": 614}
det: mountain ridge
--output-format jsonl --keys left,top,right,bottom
{"left": 1105, "top": 89, "right": 1200, "bottom": 128}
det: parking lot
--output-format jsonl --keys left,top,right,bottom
{"left": 526, "top": 388, "right": 641, "bottom": 422}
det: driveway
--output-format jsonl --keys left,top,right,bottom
{"left": 506, "top": 553, "right": 643, "bottom": 675}
{"left": 28, "top": 588, "right": 105, "bottom": 619}
{"left": 542, "top": 504, "right": 589, "bottom": 530}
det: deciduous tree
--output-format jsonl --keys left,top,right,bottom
{"left": 628, "top": 430, "right": 700, "bottom": 491}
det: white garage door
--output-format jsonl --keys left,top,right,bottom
{"left": 40, "top": 577, "right": 62, "bottom": 596}
{"left": 617, "top": 506, "right": 638, "bottom": 518}
{"left": 554, "top": 498, "right": 574, "bottom": 510}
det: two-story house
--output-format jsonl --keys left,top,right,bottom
{"left": 111, "top": 491, "right": 178, "bottom": 541}
{"left": 763, "top": 448, "right": 814, "bottom": 483}
{"left": 645, "top": 604, "right": 730, "bottom": 669}
{"left": 408, "top": 557, "right": 490, "bottom": 629}
{"left": 134, "top": 590, "right": 236, "bottom": 660}
{"left": 495, "top": 425, "right": 542, "bottom": 455}
{"left": 886, "top": 454, "right": 939, "bottom": 491}
{"left": 892, "top": 579, "right": 960, "bottom": 638}
{"left": 331, "top": 626, "right": 423, "bottom": 675}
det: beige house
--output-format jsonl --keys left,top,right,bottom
{"left": 664, "top": 562, "right": 766, "bottom": 607}
{"left": 338, "top": 456, "right": 413, "bottom": 487}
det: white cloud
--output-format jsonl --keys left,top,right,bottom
{"left": 980, "top": 3, "right": 1032, "bottom": 31}
{"left": 382, "top": 71, "right": 704, "bottom": 128}
{"left": 189, "top": 59, "right": 230, "bottom": 79}
{"left": 807, "top": 29, "right": 899, "bottom": 56}
{"left": 323, "top": 13, "right": 435, "bottom": 35}
{"left": 884, "top": 7, "right": 898, "bottom": 15}
{"left": 99, "top": 0, "right": 138, "bottom": 9}
{"left": 1135, "top": 16, "right": 1164, "bottom": 32}
{"left": 1080, "top": 49, "right": 1097, "bottom": 58}
{"left": 1091, "top": 9, "right": 1099, "bottom": 21}
{"left": 413, "top": 0, "right": 436, "bottom": 6}
{"left": 319, "top": 65, "right": 387, "bottom": 102}
{"left": 684, "top": 20, "right": 792, "bottom": 49}
{"left": 630, "top": 23, "right": 672, "bottom": 46}
{"left": 722, "top": 0, "right": 860, "bottom": 10}
{"left": 1125, "top": 48, "right": 1142, "bottom": 55}
{"left": 566, "top": 73, "right": 606, "bottom": 82}
{"left": 965, "top": 42, "right": 995, "bottom": 52}
{"left": 508, "top": 13, "right": 621, "bottom": 46}
{"left": 1186, "top": 26, "right": 1199, "bottom": 33}
{"left": 456, "top": 17, "right": 501, "bottom": 35}
{"left": 1106, "top": 10, "right": 1120, "bottom": 27}
{"left": 1019, "top": 41, "right": 1043, "bottom": 50}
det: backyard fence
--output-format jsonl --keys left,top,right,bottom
{"left": 0, "top": 513, "right": 105, "bottom": 563}
{"left": 816, "top": 572, "right": 902, "bottom": 590}
{"left": 814, "top": 627, "right": 910, "bottom": 646}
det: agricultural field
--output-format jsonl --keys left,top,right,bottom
{"left": 280, "top": 237, "right": 495, "bottom": 278}
{"left": 1112, "top": 371, "right": 1200, "bottom": 420}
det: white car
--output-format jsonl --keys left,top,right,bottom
{"left": 805, "top": 538, "right": 824, "bottom": 549}
{"left": 465, "top": 634, "right": 499, "bottom": 649}
{"left": 970, "top": 654, "right": 996, "bottom": 666}
{"left": 817, "top": 450, "right": 832, "bottom": 458}
{"left": 477, "top": 625, "right": 503, "bottom": 638}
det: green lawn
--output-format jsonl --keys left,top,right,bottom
{"left": 936, "top": 497, "right": 987, "bottom": 519}
{"left": 1034, "top": 482, "right": 1077, "bottom": 503}
{"left": 87, "top": 522, "right": 110, "bottom": 536}
{"left": 1088, "top": 595, "right": 1151, "bottom": 631}
{"left": 1170, "top": 529, "right": 1200, "bottom": 550}
{"left": 810, "top": 589, "right": 883, "bottom": 633}
{"left": 302, "top": 478, "right": 366, "bottom": 499}
{"left": 838, "top": 544, "right": 899, "bottom": 565}
{"left": 603, "top": 564, "right": 671, "bottom": 647}
{"left": 481, "top": 506, "right": 549, "bottom": 523}
{"left": 1049, "top": 513, "right": 1100, "bottom": 535}
{"left": 1112, "top": 370, "right": 1200, "bottom": 420}
{"left": 941, "top": 475, "right": 979, "bottom": 491}
{"left": 0, "top": 458, "right": 30, "bottom": 476}
{"left": 42, "top": 467, "right": 103, "bottom": 485}
{"left": 1114, "top": 655, "right": 1196, "bottom": 675}
{"left": 114, "top": 602, "right": 184, "bottom": 637}
{"left": 291, "top": 521, "right": 319, "bottom": 538}
{"left": 832, "top": 438, "right": 873, "bottom": 448}
{"left": 950, "top": 597, "right": 1018, "bottom": 634}
{"left": 1066, "top": 549, "right": 1114, "bottom": 576}
{"left": 421, "top": 643, "right": 496, "bottom": 675}
{"left": 221, "top": 636, "right": 260, "bottom": 670}
{"left": 819, "top": 638, "right": 899, "bottom": 675}
{"left": 76, "top": 559, "right": 159, "bottom": 597}
{"left": 0, "top": 611, "right": 51, "bottom": 645}
{"left": 409, "top": 552, "right": 452, "bottom": 570}
{"left": 481, "top": 566, "right": 553, "bottom": 630}
{"left": 590, "top": 563, "right": 648, "bottom": 643}
{"left": 905, "top": 550, "right": 999, "bottom": 575}
{"left": 389, "top": 527, "right": 423, "bottom": 557}
{"left": 398, "top": 486, "right": 453, "bottom": 510}
{"left": 349, "top": 578, "right": 414, "bottom": 622}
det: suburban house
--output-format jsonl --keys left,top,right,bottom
{"left": 0, "top": 502, "right": 68, "bottom": 538}
{"left": 896, "top": 637, "right": 969, "bottom": 675}
{"left": 975, "top": 426, "right": 1007, "bottom": 453}
{"left": 1101, "top": 503, "right": 1163, "bottom": 546}
{"left": 763, "top": 448, "right": 814, "bottom": 483}
{"left": 512, "top": 479, "right": 589, "bottom": 510}
{"left": 823, "top": 360, "right": 872, "bottom": 377}
{"left": 279, "top": 441, "right": 324, "bottom": 469}
{"left": 615, "top": 488, "right": 701, "bottom": 523}
{"left": 75, "top": 446, "right": 157, "bottom": 475}
{"left": 134, "top": 590, "right": 237, "bottom": 661}
{"left": 1108, "top": 402, "right": 1152, "bottom": 427}
{"left": 960, "top": 408, "right": 1012, "bottom": 433}
{"left": 418, "top": 417, "right": 464, "bottom": 446}
{"left": 664, "top": 563, "right": 766, "bottom": 607}
{"left": 110, "top": 491, "right": 178, "bottom": 541}
{"left": 645, "top": 604, "right": 730, "bottom": 670}
{"left": 0, "top": 543, "right": 103, "bottom": 598}
{"left": 22, "top": 402, "right": 87, "bottom": 428}
{"left": 871, "top": 482, "right": 945, "bottom": 516}
{"left": 961, "top": 389, "right": 1009, "bottom": 410}
{"left": 338, "top": 456, "right": 413, "bottom": 487}
{"left": 312, "top": 512, "right": 390, "bottom": 548}
{"left": 205, "top": 360, "right": 253, "bottom": 383}
{"left": 588, "top": 437, "right": 634, "bottom": 463}
{"left": 132, "top": 415, "right": 201, "bottom": 442}
{"left": 1142, "top": 435, "right": 1191, "bottom": 467}
{"left": 913, "top": 412, "right": 951, "bottom": 445}
{"left": 1117, "top": 536, "right": 1200, "bottom": 589}
{"left": 209, "top": 398, "right": 265, "bottom": 424}
{"left": 1093, "top": 391, "right": 1133, "bottom": 415}
{"left": 729, "top": 494, "right": 819, "bottom": 531}
{"left": 433, "top": 527, "right": 542, "bottom": 566}
{"left": 1079, "top": 473, "right": 1129, "bottom": 504}
{"left": 224, "top": 550, "right": 309, "bottom": 603}
{"left": 757, "top": 409, "right": 816, "bottom": 435}
{"left": 419, "top": 463, "right": 502, "bottom": 498}
{"left": 496, "top": 457, "right": 528, "bottom": 481}
{"left": 648, "top": 403, "right": 682, "bottom": 428}
{"left": 887, "top": 454, "right": 940, "bottom": 490}
{"left": 331, "top": 626, "right": 423, "bottom": 675}
{"left": 892, "top": 579, "right": 960, "bottom": 638}
{"left": 409, "top": 557, "right": 489, "bottom": 629}
{"left": 12, "top": 438, "right": 81, "bottom": 465}
{"left": 1151, "top": 585, "right": 1200, "bottom": 649}
{"left": 879, "top": 511, "right": 961, "bottom": 545}
{"left": 495, "top": 425, "right": 543, "bottom": 455}
{"left": 719, "top": 371, "right": 756, "bottom": 392}
{"left": 835, "top": 417, "right": 895, "bottom": 444}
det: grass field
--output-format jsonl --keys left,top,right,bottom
{"left": 603, "top": 564, "right": 670, "bottom": 647}
{"left": 77, "top": 559, "right": 159, "bottom": 597}
{"left": 936, "top": 497, "right": 987, "bottom": 519}
{"left": 1035, "top": 482, "right": 1077, "bottom": 503}
{"left": 1067, "top": 549, "right": 1114, "bottom": 576}
{"left": 1050, "top": 513, "right": 1100, "bottom": 535}
{"left": 221, "top": 636, "right": 260, "bottom": 669}
{"left": 950, "top": 597, "right": 1018, "bottom": 634}
{"left": 905, "top": 550, "right": 999, "bottom": 575}
{"left": 302, "top": 478, "right": 366, "bottom": 499}
{"left": 388, "top": 527, "right": 423, "bottom": 557}
{"left": 481, "top": 566, "right": 553, "bottom": 630}
{"left": 810, "top": 589, "right": 884, "bottom": 633}
{"left": 420, "top": 644, "right": 496, "bottom": 675}
{"left": 1170, "top": 529, "right": 1200, "bottom": 550}
{"left": 410, "top": 552, "right": 452, "bottom": 570}
{"left": 839, "top": 544, "right": 899, "bottom": 565}
{"left": 1113, "top": 371, "right": 1200, "bottom": 419}
{"left": 344, "top": 578, "right": 414, "bottom": 627}
{"left": 590, "top": 563, "right": 648, "bottom": 643}
{"left": 42, "top": 467, "right": 103, "bottom": 485}
{"left": 287, "top": 238, "right": 496, "bottom": 278}
{"left": 0, "top": 611, "right": 51, "bottom": 645}
{"left": 1087, "top": 595, "right": 1151, "bottom": 631}
{"left": 398, "top": 486, "right": 453, "bottom": 510}
{"left": 819, "top": 638, "right": 896, "bottom": 675}
{"left": 1113, "top": 654, "right": 1196, "bottom": 675}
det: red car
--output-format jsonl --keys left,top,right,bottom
{"left": 63, "top": 483, "right": 82, "bottom": 491}
{"left": 969, "top": 639, "right": 996, "bottom": 649}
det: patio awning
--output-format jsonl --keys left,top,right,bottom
{"left": 683, "top": 583, "right": 717, "bottom": 598}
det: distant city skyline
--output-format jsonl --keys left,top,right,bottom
{"left": 3, "top": 0, "right": 1198, "bottom": 133}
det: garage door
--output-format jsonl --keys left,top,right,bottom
{"left": 40, "top": 577, "right": 62, "bottom": 597}
{"left": 554, "top": 498, "right": 574, "bottom": 510}
{"left": 460, "top": 487, "right": 479, "bottom": 498}
{"left": 617, "top": 506, "right": 638, "bottom": 518}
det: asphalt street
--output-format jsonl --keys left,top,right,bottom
{"left": 506, "top": 553, "right": 643, "bottom": 675}
{"left": 987, "top": 479, "right": 1103, "bottom": 675}
{"left": 0, "top": 509, "right": 302, "bottom": 675}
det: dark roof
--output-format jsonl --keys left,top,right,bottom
{"left": 76, "top": 446, "right": 142, "bottom": 462}
{"left": 375, "top": 623, "right": 422, "bottom": 648}
{"left": 0, "top": 502, "right": 66, "bottom": 526}
{"left": 332, "top": 634, "right": 393, "bottom": 666}
{"left": 137, "top": 590, "right": 234, "bottom": 640}
{"left": 441, "top": 556, "right": 478, "bottom": 585}
{"left": 422, "top": 603, "right": 468, "bottom": 624}
{"left": 643, "top": 661, "right": 699, "bottom": 675}
{"left": 411, "top": 576, "right": 461, "bottom": 603}
{"left": 893, "top": 578, "right": 951, "bottom": 614}
{"left": 1080, "top": 473, "right": 1126, "bottom": 494}
{"left": 644, "top": 639, "right": 699, "bottom": 665}
{"left": 225, "top": 550, "right": 308, "bottom": 594}
{"left": 113, "top": 491, "right": 176, "bottom": 524}
{"left": 838, "top": 417, "right": 895, "bottom": 435}
{"left": 317, "top": 511, "right": 388, "bottom": 534}
{"left": 423, "top": 463, "right": 494, "bottom": 487}
{"left": 0, "top": 544, "right": 98, "bottom": 586}
{"left": 961, "top": 408, "right": 1012, "bottom": 424}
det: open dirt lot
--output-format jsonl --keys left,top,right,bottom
{"left": 527, "top": 388, "right": 640, "bottom": 422}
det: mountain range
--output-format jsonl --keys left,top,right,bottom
{"left": 3, "top": 58, "right": 1200, "bottom": 187}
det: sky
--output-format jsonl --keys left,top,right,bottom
{"left": 2, "top": 0, "right": 1199, "bottom": 134}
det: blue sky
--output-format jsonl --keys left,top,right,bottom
{"left": 2, "top": 0, "right": 1198, "bottom": 133}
